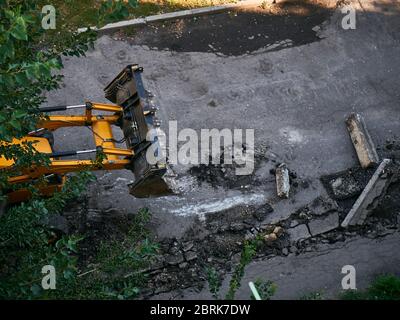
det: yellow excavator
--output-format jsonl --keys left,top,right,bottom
{"left": 0, "top": 64, "right": 171, "bottom": 204}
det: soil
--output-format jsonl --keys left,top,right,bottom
{"left": 320, "top": 165, "right": 377, "bottom": 218}
{"left": 371, "top": 167, "right": 400, "bottom": 222}
{"left": 64, "top": 200, "right": 135, "bottom": 266}
{"left": 187, "top": 146, "right": 268, "bottom": 189}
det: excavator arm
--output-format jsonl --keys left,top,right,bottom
{"left": 1, "top": 65, "right": 171, "bottom": 203}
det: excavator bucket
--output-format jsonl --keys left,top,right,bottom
{"left": 104, "top": 64, "right": 173, "bottom": 198}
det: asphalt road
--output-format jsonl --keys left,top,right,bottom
{"left": 46, "top": 0, "right": 400, "bottom": 298}
{"left": 152, "top": 230, "right": 400, "bottom": 299}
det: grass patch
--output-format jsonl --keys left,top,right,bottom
{"left": 250, "top": 278, "right": 276, "bottom": 300}
{"left": 300, "top": 291, "right": 324, "bottom": 300}
{"left": 54, "top": 208, "right": 159, "bottom": 299}
{"left": 225, "top": 236, "right": 264, "bottom": 300}
{"left": 47, "top": 0, "right": 237, "bottom": 29}
{"left": 340, "top": 274, "right": 400, "bottom": 300}
{"left": 206, "top": 266, "right": 222, "bottom": 299}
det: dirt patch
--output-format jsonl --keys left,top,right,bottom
{"left": 63, "top": 200, "right": 135, "bottom": 266}
{"left": 380, "top": 137, "right": 400, "bottom": 160}
{"left": 187, "top": 144, "right": 301, "bottom": 191}
{"left": 188, "top": 146, "right": 266, "bottom": 189}
{"left": 320, "top": 165, "right": 377, "bottom": 218}
{"left": 371, "top": 166, "right": 400, "bottom": 222}
{"left": 188, "top": 160, "right": 259, "bottom": 190}
{"left": 121, "top": 0, "right": 336, "bottom": 56}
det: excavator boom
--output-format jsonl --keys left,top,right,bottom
{"left": 0, "top": 65, "right": 172, "bottom": 203}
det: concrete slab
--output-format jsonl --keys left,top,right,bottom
{"left": 287, "top": 224, "right": 310, "bottom": 242}
{"left": 308, "top": 211, "right": 339, "bottom": 236}
{"left": 308, "top": 196, "right": 338, "bottom": 216}
{"left": 346, "top": 113, "right": 379, "bottom": 168}
{"left": 341, "top": 159, "right": 393, "bottom": 227}
{"left": 275, "top": 163, "right": 290, "bottom": 198}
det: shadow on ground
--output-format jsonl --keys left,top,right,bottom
{"left": 127, "top": 0, "right": 337, "bottom": 55}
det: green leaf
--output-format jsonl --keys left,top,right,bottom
{"left": 13, "top": 110, "right": 27, "bottom": 119}
{"left": 15, "top": 72, "right": 27, "bottom": 85}
{"left": 0, "top": 42, "right": 15, "bottom": 61}
{"left": 128, "top": 0, "right": 138, "bottom": 8}
{"left": 0, "top": 74, "right": 15, "bottom": 87}
{"left": 30, "top": 284, "right": 42, "bottom": 297}
{"left": 10, "top": 16, "right": 28, "bottom": 41}
{"left": 63, "top": 269, "right": 74, "bottom": 280}
{"left": 9, "top": 118, "right": 21, "bottom": 130}
{"left": 5, "top": 10, "right": 15, "bottom": 19}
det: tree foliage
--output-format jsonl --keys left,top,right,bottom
{"left": 0, "top": 0, "right": 140, "bottom": 299}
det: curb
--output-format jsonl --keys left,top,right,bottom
{"left": 341, "top": 159, "right": 392, "bottom": 228}
{"left": 78, "top": 0, "right": 269, "bottom": 33}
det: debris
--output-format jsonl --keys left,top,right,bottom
{"left": 165, "top": 253, "right": 185, "bottom": 266}
{"left": 276, "top": 163, "right": 290, "bottom": 198}
{"left": 282, "top": 248, "right": 289, "bottom": 256}
{"left": 312, "top": 25, "right": 321, "bottom": 32}
{"left": 245, "top": 231, "right": 256, "bottom": 240}
{"left": 260, "top": 224, "right": 275, "bottom": 233}
{"left": 321, "top": 166, "right": 376, "bottom": 200}
{"left": 207, "top": 100, "right": 217, "bottom": 107}
{"left": 308, "top": 196, "right": 339, "bottom": 216}
{"left": 330, "top": 175, "right": 362, "bottom": 199}
{"left": 150, "top": 257, "right": 165, "bottom": 270}
{"left": 289, "top": 245, "right": 298, "bottom": 254}
{"left": 308, "top": 212, "right": 339, "bottom": 236}
{"left": 43, "top": 214, "right": 69, "bottom": 234}
{"left": 184, "top": 251, "right": 198, "bottom": 262}
{"left": 287, "top": 224, "right": 310, "bottom": 242}
{"left": 252, "top": 203, "right": 274, "bottom": 221}
{"left": 264, "top": 233, "right": 278, "bottom": 243}
{"left": 182, "top": 241, "right": 194, "bottom": 252}
{"left": 342, "top": 159, "right": 393, "bottom": 227}
{"left": 346, "top": 113, "right": 379, "bottom": 168}
{"left": 229, "top": 222, "right": 246, "bottom": 231}
{"left": 273, "top": 226, "right": 284, "bottom": 237}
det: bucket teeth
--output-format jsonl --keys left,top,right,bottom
{"left": 128, "top": 170, "right": 173, "bottom": 198}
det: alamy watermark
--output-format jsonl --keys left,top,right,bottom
{"left": 41, "top": 5, "right": 56, "bottom": 30}
{"left": 341, "top": 5, "right": 356, "bottom": 30}
{"left": 41, "top": 264, "right": 56, "bottom": 290}
{"left": 341, "top": 265, "right": 357, "bottom": 290}
{"left": 145, "top": 121, "right": 255, "bottom": 175}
